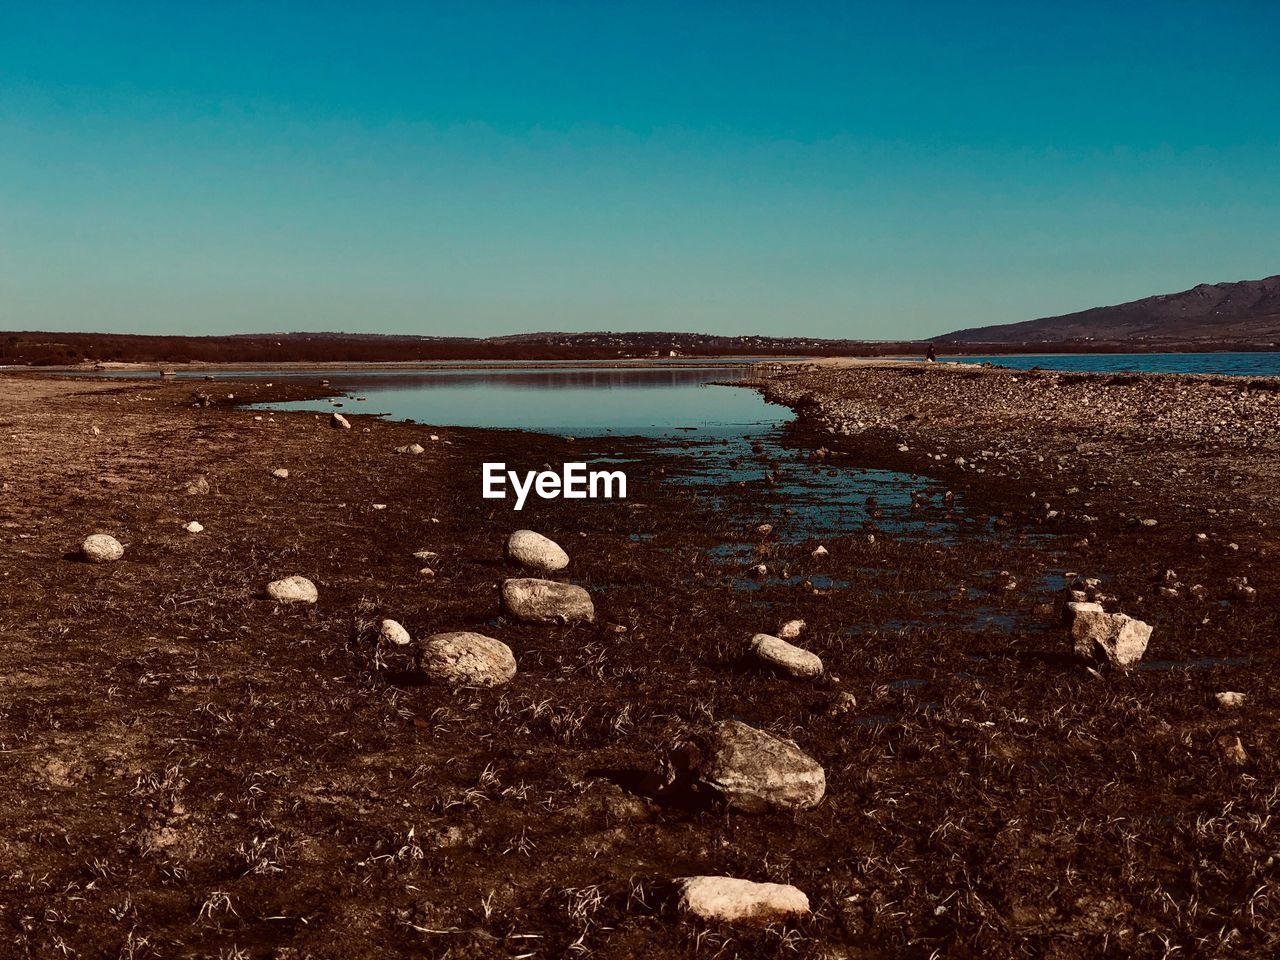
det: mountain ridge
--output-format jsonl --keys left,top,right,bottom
{"left": 940, "top": 275, "right": 1280, "bottom": 344}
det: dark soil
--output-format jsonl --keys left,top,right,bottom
{"left": 1, "top": 370, "right": 1277, "bottom": 959}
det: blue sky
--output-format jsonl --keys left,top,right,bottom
{"left": 2, "top": 1, "right": 1278, "bottom": 339}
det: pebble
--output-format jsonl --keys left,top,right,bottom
{"left": 811, "top": 545, "right": 829, "bottom": 558}
{"left": 416, "top": 631, "right": 516, "bottom": 686}
{"left": 1215, "top": 691, "right": 1247, "bottom": 709}
{"left": 676, "top": 876, "right": 809, "bottom": 925}
{"left": 330, "top": 413, "right": 351, "bottom": 430}
{"left": 272, "top": 468, "right": 289, "bottom": 479}
{"left": 396, "top": 443, "right": 425, "bottom": 455}
{"left": 82, "top": 534, "right": 124, "bottom": 563}
{"left": 777, "top": 619, "right": 805, "bottom": 639}
{"left": 266, "top": 575, "right": 318, "bottom": 604}
{"left": 379, "top": 619, "right": 411, "bottom": 646}
{"left": 185, "top": 476, "right": 211, "bottom": 495}
{"left": 184, "top": 521, "right": 204, "bottom": 534}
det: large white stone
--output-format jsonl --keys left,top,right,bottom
{"left": 82, "top": 534, "right": 124, "bottom": 563}
{"left": 504, "top": 530, "right": 570, "bottom": 572}
{"left": 749, "top": 633, "right": 823, "bottom": 678}
{"left": 676, "top": 876, "right": 810, "bottom": 925}
{"left": 266, "top": 575, "right": 318, "bottom": 604}
{"left": 416, "top": 632, "right": 516, "bottom": 686}
{"left": 1068, "top": 601, "right": 1152, "bottom": 667}
{"left": 330, "top": 413, "right": 351, "bottom": 430}
{"left": 673, "top": 720, "right": 825, "bottom": 813}
{"left": 501, "top": 578, "right": 594, "bottom": 624}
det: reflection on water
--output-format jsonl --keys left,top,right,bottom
{"left": 253, "top": 366, "right": 786, "bottom": 436}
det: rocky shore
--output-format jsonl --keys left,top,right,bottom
{"left": 1, "top": 370, "right": 1277, "bottom": 958}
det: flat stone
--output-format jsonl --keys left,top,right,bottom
{"left": 749, "top": 633, "right": 823, "bottom": 678}
{"left": 266, "top": 575, "right": 318, "bottom": 604}
{"left": 184, "top": 521, "right": 204, "bottom": 534}
{"left": 1215, "top": 691, "right": 1246, "bottom": 709}
{"left": 416, "top": 632, "right": 516, "bottom": 686}
{"left": 501, "top": 578, "right": 594, "bottom": 624}
{"left": 330, "top": 413, "right": 351, "bottom": 430}
{"left": 672, "top": 719, "right": 825, "bottom": 813}
{"left": 676, "top": 876, "right": 809, "bottom": 925}
{"left": 271, "top": 468, "right": 289, "bottom": 479}
{"left": 505, "top": 530, "right": 570, "bottom": 572}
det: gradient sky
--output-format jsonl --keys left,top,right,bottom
{"left": 2, "top": 1, "right": 1278, "bottom": 339}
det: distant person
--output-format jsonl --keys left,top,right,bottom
{"left": 925, "top": 344, "right": 937, "bottom": 363}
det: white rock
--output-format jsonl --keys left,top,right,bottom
{"left": 811, "top": 545, "right": 828, "bottom": 558}
{"left": 416, "top": 632, "right": 516, "bottom": 686}
{"left": 266, "top": 575, "right": 318, "bottom": 604}
{"left": 184, "top": 521, "right": 204, "bottom": 534}
{"left": 1068, "top": 601, "right": 1152, "bottom": 667}
{"left": 676, "top": 876, "right": 809, "bottom": 925}
{"left": 90, "top": 425, "right": 101, "bottom": 436}
{"left": 185, "top": 476, "right": 211, "bottom": 495}
{"left": 396, "top": 443, "right": 426, "bottom": 455}
{"left": 750, "top": 633, "right": 822, "bottom": 678}
{"left": 672, "top": 719, "right": 825, "bottom": 813}
{"left": 413, "top": 549, "right": 439, "bottom": 562}
{"left": 372, "top": 503, "right": 387, "bottom": 510}
{"left": 82, "top": 534, "right": 124, "bottom": 563}
{"left": 418, "top": 567, "right": 436, "bottom": 579}
{"left": 501, "top": 578, "right": 594, "bottom": 623}
{"left": 271, "top": 468, "right": 289, "bottom": 479}
{"left": 504, "top": 530, "right": 570, "bottom": 572}
{"left": 1215, "top": 691, "right": 1247, "bottom": 709}
{"left": 379, "top": 619, "right": 411, "bottom": 646}
{"left": 330, "top": 413, "right": 351, "bottom": 430}
{"left": 778, "top": 619, "right": 805, "bottom": 639}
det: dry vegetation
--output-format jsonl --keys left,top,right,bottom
{"left": 0, "top": 369, "right": 1277, "bottom": 958}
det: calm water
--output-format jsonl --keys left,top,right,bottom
{"left": 252, "top": 366, "right": 788, "bottom": 437}
{"left": 941, "top": 351, "right": 1280, "bottom": 377}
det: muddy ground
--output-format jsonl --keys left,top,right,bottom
{"left": 0, "top": 368, "right": 1277, "bottom": 959}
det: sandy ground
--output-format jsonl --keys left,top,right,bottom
{"left": 1, "top": 370, "right": 1279, "bottom": 959}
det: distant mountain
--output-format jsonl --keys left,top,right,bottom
{"left": 940, "top": 275, "right": 1280, "bottom": 344}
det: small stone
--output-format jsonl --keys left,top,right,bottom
{"left": 811, "top": 545, "right": 828, "bottom": 558}
{"left": 749, "top": 633, "right": 823, "bottom": 678}
{"left": 185, "top": 476, "right": 211, "bottom": 495}
{"left": 379, "top": 619, "right": 411, "bottom": 646}
{"left": 418, "top": 567, "right": 436, "bottom": 579}
{"left": 272, "top": 468, "right": 289, "bottom": 479}
{"left": 396, "top": 443, "right": 426, "bottom": 455}
{"left": 501, "top": 578, "right": 594, "bottom": 624}
{"left": 266, "top": 575, "right": 318, "bottom": 604}
{"left": 504, "top": 530, "right": 570, "bottom": 572}
{"left": 416, "top": 632, "right": 516, "bottom": 686}
{"left": 1215, "top": 691, "right": 1247, "bottom": 709}
{"left": 1217, "top": 735, "right": 1248, "bottom": 765}
{"left": 778, "top": 619, "right": 805, "bottom": 639}
{"left": 90, "top": 425, "right": 101, "bottom": 436}
{"left": 750, "top": 563, "right": 768, "bottom": 578}
{"left": 82, "top": 534, "right": 124, "bottom": 563}
{"left": 371, "top": 503, "right": 387, "bottom": 510}
{"left": 756, "top": 523, "right": 774, "bottom": 535}
{"left": 671, "top": 719, "right": 825, "bottom": 813}
{"left": 676, "top": 876, "right": 809, "bottom": 925}
{"left": 413, "top": 549, "right": 439, "bottom": 562}
{"left": 825, "top": 691, "right": 857, "bottom": 716}
{"left": 184, "top": 521, "right": 204, "bottom": 534}
{"left": 330, "top": 413, "right": 351, "bottom": 430}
